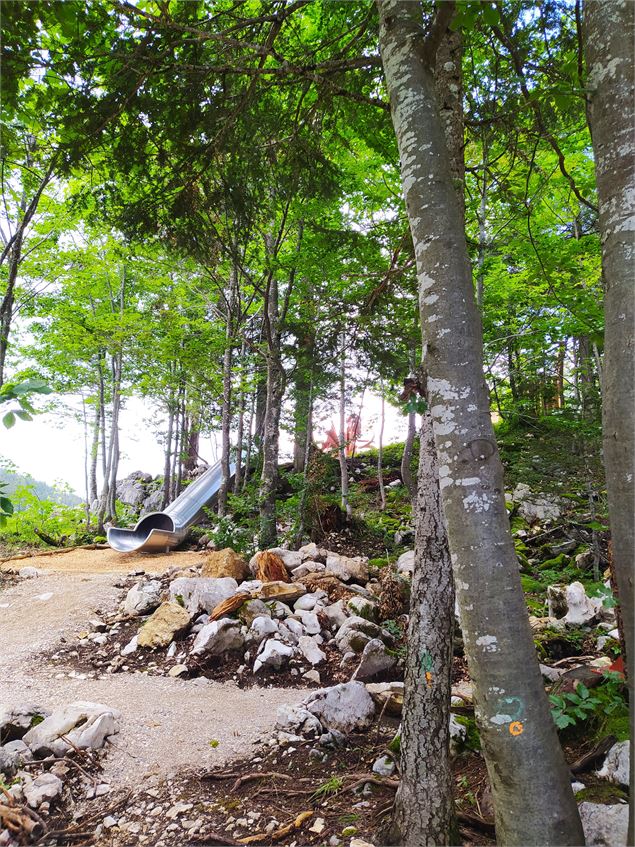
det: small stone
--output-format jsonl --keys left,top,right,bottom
{"left": 103, "top": 816, "right": 118, "bottom": 828}
{"left": 341, "top": 826, "right": 357, "bottom": 837}
{"left": 18, "top": 566, "right": 41, "bottom": 579}
{"left": 137, "top": 602, "right": 191, "bottom": 649}
{"left": 168, "top": 664, "right": 188, "bottom": 677}
{"left": 372, "top": 755, "right": 395, "bottom": 777}
{"left": 309, "top": 818, "right": 326, "bottom": 834}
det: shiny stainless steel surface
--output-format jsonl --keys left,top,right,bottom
{"left": 107, "top": 461, "right": 233, "bottom": 553}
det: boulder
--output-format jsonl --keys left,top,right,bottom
{"left": 595, "top": 741, "right": 630, "bottom": 786}
{"left": 298, "top": 543, "right": 327, "bottom": 564}
{"left": 275, "top": 704, "right": 322, "bottom": 736}
{"left": 294, "top": 609, "right": 321, "bottom": 635}
{"left": 253, "top": 639, "right": 296, "bottom": 673}
{"left": 396, "top": 550, "right": 415, "bottom": 575}
{"left": 303, "top": 681, "right": 375, "bottom": 734}
{"left": 298, "top": 636, "right": 326, "bottom": 666}
{"left": 257, "top": 581, "right": 306, "bottom": 604}
{"left": 23, "top": 772, "right": 63, "bottom": 808}
{"left": 352, "top": 639, "right": 397, "bottom": 681}
{"left": 372, "top": 755, "right": 396, "bottom": 777}
{"left": 190, "top": 619, "right": 245, "bottom": 657}
{"left": 141, "top": 488, "right": 164, "bottom": 514}
{"left": 249, "top": 616, "right": 280, "bottom": 643}
{"left": 578, "top": 802, "right": 629, "bottom": 846}
{"left": 347, "top": 596, "right": 380, "bottom": 622}
{"left": 116, "top": 474, "right": 149, "bottom": 508}
{"left": 563, "top": 582, "right": 601, "bottom": 626}
{"left": 323, "top": 600, "right": 348, "bottom": 630}
{"left": 0, "top": 704, "right": 51, "bottom": 744}
{"left": 513, "top": 483, "right": 562, "bottom": 523}
{"left": 201, "top": 549, "right": 249, "bottom": 581}
{"left": 123, "top": 579, "right": 162, "bottom": 616}
{"left": 293, "top": 562, "right": 326, "bottom": 579}
{"left": 18, "top": 566, "right": 40, "bottom": 579}
{"left": 325, "top": 554, "right": 369, "bottom": 583}
{"left": 294, "top": 592, "right": 327, "bottom": 612}
{"left": 365, "top": 682, "right": 404, "bottom": 717}
{"left": 137, "top": 602, "right": 191, "bottom": 648}
{"left": 23, "top": 702, "right": 121, "bottom": 758}
{"left": 168, "top": 577, "right": 238, "bottom": 616}
{"left": 239, "top": 599, "right": 271, "bottom": 626}
{"left": 335, "top": 616, "right": 392, "bottom": 655}
{"left": 0, "top": 740, "right": 32, "bottom": 778}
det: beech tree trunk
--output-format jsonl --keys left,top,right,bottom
{"left": 377, "top": 382, "right": 386, "bottom": 511}
{"left": 338, "top": 329, "right": 351, "bottom": 520}
{"left": 585, "top": 2, "right": 635, "bottom": 838}
{"left": 218, "top": 266, "right": 237, "bottom": 516}
{"left": 390, "top": 411, "right": 456, "bottom": 845}
{"left": 377, "top": 3, "right": 584, "bottom": 843}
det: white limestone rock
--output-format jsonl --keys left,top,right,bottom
{"left": 303, "top": 681, "right": 375, "bottom": 734}
{"left": 253, "top": 638, "right": 296, "bottom": 673}
{"left": 578, "top": 802, "right": 629, "bottom": 846}
{"left": 396, "top": 550, "right": 415, "bottom": 574}
{"left": 191, "top": 619, "right": 245, "bottom": 657}
{"left": 325, "top": 554, "right": 369, "bottom": 583}
{"left": 23, "top": 702, "right": 121, "bottom": 758}
{"left": 298, "top": 636, "right": 326, "bottom": 666}
{"left": 123, "top": 579, "right": 162, "bottom": 616}
{"left": 563, "top": 582, "right": 601, "bottom": 626}
{"left": 352, "top": 638, "right": 397, "bottom": 681}
{"left": 169, "top": 577, "right": 238, "bottom": 616}
{"left": 595, "top": 741, "right": 630, "bottom": 786}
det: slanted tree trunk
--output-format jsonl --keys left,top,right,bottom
{"left": 259, "top": 355, "right": 284, "bottom": 547}
{"left": 234, "top": 342, "right": 246, "bottom": 493}
{"left": 585, "top": 3, "right": 635, "bottom": 838}
{"left": 377, "top": 3, "right": 584, "bottom": 843}
{"left": 162, "top": 389, "right": 175, "bottom": 510}
{"left": 390, "top": 411, "right": 456, "bottom": 845}
{"left": 0, "top": 234, "right": 22, "bottom": 387}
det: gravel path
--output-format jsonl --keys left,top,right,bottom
{"left": 0, "top": 569, "right": 305, "bottom": 787}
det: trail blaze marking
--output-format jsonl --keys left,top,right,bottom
{"left": 509, "top": 721, "right": 524, "bottom": 736}
{"left": 420, "top": 651, "right": 433, "bottom": 687}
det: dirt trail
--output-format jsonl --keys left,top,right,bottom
{"left": 0, "top": 546, "right": 206, "bottom": 575}
{"left": 0, "top": 555, "right": 305, "bottom": 787}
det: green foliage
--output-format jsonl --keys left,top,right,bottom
{"left": 454, "top": 716, "right": 481, "bottom": 751}
{"left": 0, "top": 483, "right": 87, "bottom": 548}
{"left": 310, "top": 776, "right": 343, "bottom": 801}
{"left": 382, "top": 619, "right": 404, "bottom": 640}
{"left": 549, "top": 683, "right": 600, "bottom": 730}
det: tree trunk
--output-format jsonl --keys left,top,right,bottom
{"left": 0, "top": 234, "right": 22, "bottom": 387}
{"left": 234, "top": 342, "right": 246, "bottom": 493}
{"left": 377, "top": 3, "right": 584, "bottom": 843}
{"left": 585, "top": 2, "right": 635, "bottom": 838}
{"left": 162, "top": 391, "right": 175, "bottom": 510}
{"left": 401, "top": 352, "right": 418, "bottom": 502}
{"left": 89, "top": 397, "right": 100, "bottom": 506}
{"left": 377, "top": 381, "right": 386, "bottom": 511}
{"left": 292, "top": 332, "right": 315, "bottom": 473}
{"left": 338, "top": 329, "right": 351, "bottom": 519}
{"left": 243, "top": 387, "right": 256, "bottom": 492}
{"left": 218, "top": 266, "right": 237, "bottom": 516}
{"left": 259, "top": 355, "right": 284, "bottom": 547}
{"left": 390, "top": 412, "right": 456, "bottom": 845}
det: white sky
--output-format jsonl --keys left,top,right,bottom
{"left": 0, "top": 392, "right": 409, "bottom": 497}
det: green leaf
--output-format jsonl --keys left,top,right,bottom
{"left": 3, "top": 411, "right": 16, "bottom": 429}
{"left": 14, "top": 409, "right": 32, "bottom": 421}
{"left": 481, "top": 4, "right": 499, "bottom": 26}
{"left": 0, "top": 497, "right": 14, "bottom": 515}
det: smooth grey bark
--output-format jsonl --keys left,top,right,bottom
{"left": 585, "top": 2, "right": 635, "bottom": 838}
{"left": 338, "top": 328, "right": 351, "bottom": 520}
{"left": 377, "top": 382, "right": 386, "bottom": 512}
{"left": 89, "top": 397, "right": 100, "bottom": 506}
{"left": 218, "top": 266, "right": 238, "bottom": 516}
{"left": 390, "top": 410, "right": 457, "bottom": 845}
{"left": 377, "top": 3, "right": 584, "bottom": 844}
{"left": 234, "top": 342, "right": 247, "bottom": 494}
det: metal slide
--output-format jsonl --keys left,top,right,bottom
{"left": 107, "top": 461, "right": 233, "bottom": 553}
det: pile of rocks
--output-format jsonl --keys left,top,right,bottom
{"left": 108, "top": 544, "right": 405, "bottom": 687}
{"left": 0, "top": 702, "right": 120, "bottom": 846}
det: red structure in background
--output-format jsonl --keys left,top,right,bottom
{"left": 321, "top": 413, "right": 372, "bottom": 457}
